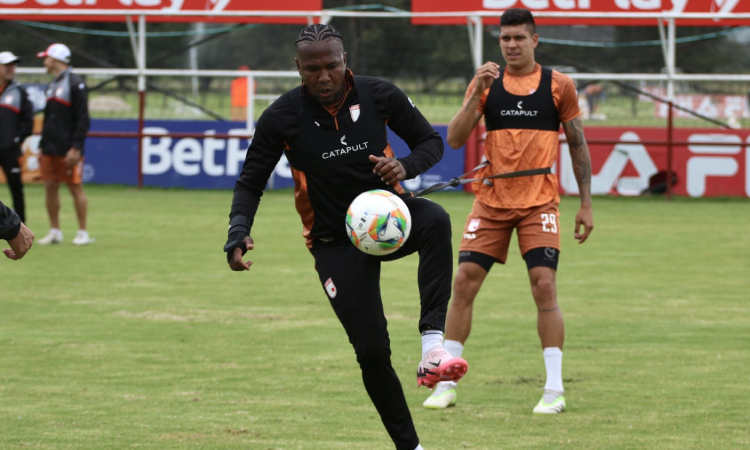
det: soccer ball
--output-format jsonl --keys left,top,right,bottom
{"left": 346, "top": 190, "right": 412, "bottom": 256}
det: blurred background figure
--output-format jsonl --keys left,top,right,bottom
{"left": 230, "top": 65, "right": 252, "bottom": 122}
{"left": 36, "top": 43, "right": 93, "bottom": 246}
{"left": 0, "top": 51, "right": 34, "bottom": 224}
{"left": 583, "top": 83, "right": 607, "bottom": 121}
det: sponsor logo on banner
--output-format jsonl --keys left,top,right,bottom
{"left": 325, "top": 278, "right": 337, "bottom": 299}
{"left": 412, "top": 1, "right": 750, "bottom": 26}
{"left": 557, "top": 127, "right": 750, "bottom": 198}
{"left": 0, "top": 0, "right": 322, "bottom": 24}
{"left": 350, "top": 104, "right": 360, "bottom": 122}
{"left": 142, "top": 127, "right": 250, "bottom": 177}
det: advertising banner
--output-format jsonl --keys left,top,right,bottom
{"left": 557, "top": 127, "right": 750, "bottom": 197}
{"left": 8, "top": 121, "right": 748, "bottom": 198}
{"left": 10, "top": 119, "right": 465, "bottom": 193}
{"left": 0, "top": 0, "right": 322, "bottom": 23}
{"left": 412, "top": 1, "right": 750, "bottom": 26}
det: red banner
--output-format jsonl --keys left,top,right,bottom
{"left": 412, "top": 0, "right": 750, "bottom": 26}
{"left": 556, "top": 127, "right": 750, "bottom": 197}
{"left": 0, "top": 0, "right": 322, "bottom": 23}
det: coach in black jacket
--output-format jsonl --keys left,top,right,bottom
{"left": 0, "top": 199, "right": 34, "bottom": 260}
{"left": 0, "top": 51, "right": 33, "bottom": 223}
{"left": 36, "top": 43, "right": 92, "bottom": 246}
{"left": 224, "top": 25, "right": 468, "bottom": 450}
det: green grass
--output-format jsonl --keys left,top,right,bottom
{"left": 1, "top": 185, "right": 749, "bottom": 449}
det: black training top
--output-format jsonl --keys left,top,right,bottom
{"left": 230, "top": 70, "right": 444, "bottom": 247}
{"left": 0, "top": 80, "right": 34, "bottom": 157}
{"left": 40, "top": 68, "right": 90, "bottom": 156}
{"left": 0, "top": 200, "right": 21, "bottom": 241}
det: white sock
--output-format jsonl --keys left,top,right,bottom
{"left": 77, "top": 229, "right": 88, "bottom": 236}
{"left": 421, "top": 330, "right": 443, "bottom": 357}
{"left": 51, "top": 228, "right": 61, "bottom": 235}
{"left": 543, "top": 347, "right": 564, "bottom": 393}
{"left": 414, "top": 445, "right": 424, "bottom": 450}
{"left": 443, "top": 339, "right": 464, "bottom": 358}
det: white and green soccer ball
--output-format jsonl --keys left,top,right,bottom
{"left": 345, "top": 189, "right": 412, "bottom": 256}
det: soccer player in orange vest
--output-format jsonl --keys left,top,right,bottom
{"left": 423, "top": 8, "right": 594, "bottom": 414}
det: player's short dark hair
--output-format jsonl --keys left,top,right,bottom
{"left": 500, "top": 8, "right": 536, "bottom": 35}
{"left": 295, "top": 24, "right": 344, "bottom": 49}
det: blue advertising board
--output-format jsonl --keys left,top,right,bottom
{"left": 84, "top": 119, "right": 465, "bottom": 191}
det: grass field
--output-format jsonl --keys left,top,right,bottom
{"left": 1, "top": 185, "right": 749, "bottom": 449}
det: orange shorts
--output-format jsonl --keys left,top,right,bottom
{"left": 459, "top": 199, "right": 560, "bottom": 264}
{"left": 40, "top": 155, "right": 84, "bottom": 185}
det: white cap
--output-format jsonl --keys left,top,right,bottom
{"left": 0, "top": 51, "right": 21, "bottom": 65}
{"left": 37, "top": 43, "right": 71, "bottom": 64}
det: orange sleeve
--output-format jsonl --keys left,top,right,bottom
{"left": 552, "top": 71, "right": 581, "bottom": 123}
{"left": 463, "top": 77, "right": 489, "bottom": 116}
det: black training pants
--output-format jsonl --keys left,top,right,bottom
{"left": 0, "top": 154, "right": 25, "bottom": 223}
{"left": 310, "top": 196, "right": 453, "bottom": 450}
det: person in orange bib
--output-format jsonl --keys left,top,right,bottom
{"left": 423, "top": 8, "right": 594, "bottom": 414}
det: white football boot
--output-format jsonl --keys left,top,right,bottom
{"left": 38, "top": 229, "right": 63, "bottom": 245}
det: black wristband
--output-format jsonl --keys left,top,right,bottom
{"left": 227, "top": 215, "right": 251, "bottom": 237}
{"left": 224, "top": 232, "right": 249, "bottom": 263}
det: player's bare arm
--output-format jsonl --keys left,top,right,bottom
{"left": 446, "top": 62, "right": 499, "bottom": 149}
{"left": 562, "top": 116, "right": 594, "bottom": 243}
{"left": 229, "top": 236, "right": 254, "bottom": 271}
{"left": 369, "top": 154, "right": 405, "bottom": 186}
{"left": 65, "top": 147, "right": 82, "bottom": 169}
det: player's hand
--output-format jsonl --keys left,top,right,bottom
{"left": 65, "top": 148, "right": 82, "bottom": 169}
{"left": 574, "top": 205, "right": 594, "bottom": 244}
{"left": 228, "top": 236, "right": 254, "bottom": 271}
{"left": 3, "top": 223, "right": 34, "bottom": 260}
{"left": 474, "top": 61, "right": 501, "bottom": 95}
{"left": 369, "top": 155, "right": 405, "bottom": 186}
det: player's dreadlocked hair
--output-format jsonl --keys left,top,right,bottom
{"left": 295, "top": 24, "right": 343, "bottom": 48}
{"left": 500, "top": 8, "right": 536, "bottom": 34}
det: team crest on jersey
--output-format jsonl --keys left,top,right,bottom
{"left": 56, "top": 87, "right": 64, "bottom": 97}
{"left": 3, "top": 94, "right": 13, "bottom": 104}
{"left": 467, "top": 218, "right": 481, "bottom": 232}
{"left": 324, "top": 278, "right": 337, "bottom": 299}
{"left": 349, "top": 104, "right": 360, "bottom": 122}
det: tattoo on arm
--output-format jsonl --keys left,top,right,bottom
{"left": 463, "top": 95, "right": 480, "bottom": 114}
{"left": 564, "top": 117, "right": 592, "bottom": 205}
{"left": 538, "top": 307, "right": 560, "bottom": 313}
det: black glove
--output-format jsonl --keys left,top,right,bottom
{"left": 223, "top": 215, "right": 251, "bottom": 263}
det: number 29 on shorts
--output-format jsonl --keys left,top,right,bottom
{"left": 541, "top": 213, "right": 558, "bottom": 233}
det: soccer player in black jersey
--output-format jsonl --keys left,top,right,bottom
{"left": 223, "top": 24, "right": 468, "bottom": 450}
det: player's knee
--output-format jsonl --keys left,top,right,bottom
{"left": 453, "top": 271, "right": 479, "bottom": 304}
{"left": 453, "top": 272, "right": 476, "bottom": 304}
{"left": 424, "top": 208, "right": 452, "bottom": 241}
{"left": 531, "top": 277, "right": 556, "bottom": 305}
